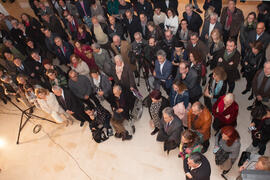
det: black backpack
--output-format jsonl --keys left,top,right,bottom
{"left": 92, "top": 127, "right": 108, "bottom": 143}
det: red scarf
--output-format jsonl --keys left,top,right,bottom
{"left": 226, "top": 9, "right": 233, "bottom": 28}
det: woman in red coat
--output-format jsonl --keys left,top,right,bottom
{"left": 212, "top": 93, "right": 239, "bottom": 132}
{"left": 74, "top": 40, "right": 98, "bottom": 70}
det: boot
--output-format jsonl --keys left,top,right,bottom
{"left": 248, "top": 94, "right": 253, "bottom": 100}
{"left": 114, "top": 133, "right": 122, "bottom": 138}
{"left": 150, "top": 127, "right": 159, "bottom": 135}
{"left": 80, "top": 121, "right": 85, "bottom": 127}
{"left": 241, "top": 89, "right": 250, "bottom": 95}
{"left": 122, "top": 131, "right": 132, "bottom": 141}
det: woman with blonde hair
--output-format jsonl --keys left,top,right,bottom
{"left": 69, "top": 54, "right": 90, "bottom": 78}
{"left": 35, "top": 88, "right": 72, "bottom": 125}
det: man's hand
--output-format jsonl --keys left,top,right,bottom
{"left": 186, "top": 172, "right": 192, "bottom": 179}
{"left": 250, "top": 122, "right": 255, "bottom": 127}
{"left": 229, "top": 61, "right": 234, "bottom": 65}
{"left": 97, "top": 91, "right": 104, "bottom": 96}
{"left": 84, "top": 95, "right": 89, "bottom": 100}
{"left": 31, "top": 73, "right": 35, "bottom": 77}
{"left": 66, "top": 110, "right": 74, "bottom": 115}
{"left": 153, "top": 71, "right": 156, "bottom": 77}
{"left": 225, "top": 114, "right": 230, "bottom": 119}
{"left": 218, "top": 58, "right": 223, "bottom": 62}
{"left": 130, "top": 87, "right": 134, "bottom": 91}
{"left": 116, "top": 108, "right": 123, "bottom": 113}
{"left": 35, "top": 66, "right": 39, "bottom": 70}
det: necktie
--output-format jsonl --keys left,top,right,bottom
{"left": 165, "top": 122, "right": 170, "bottom": 132}
{"left": 59, "top": 95, "right": 67, "bottom": 109}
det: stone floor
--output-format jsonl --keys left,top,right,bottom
{"left": 0, "top": 0, "right": 268, "bottom": 180}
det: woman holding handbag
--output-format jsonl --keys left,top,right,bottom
{"left": 214, "top": 126, "right": 241, "bottom": 179}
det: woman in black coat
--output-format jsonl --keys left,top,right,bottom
{"left": 241, "top": 41, "right": 265, "bottom": 97}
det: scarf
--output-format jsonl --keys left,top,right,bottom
{"left": 226, "top": 9, "right": 233, "bottom": 29}
{"left": 73, "top": 62, "right": 78, "bottom": 68}
{"left": 223, "top": 49, "right": 236, "bottom": 62}
{"left": 217, "top": 97, "right": 225, "bottom": 113}
{"left": 115, "top": 64, "right": 124, "bottom": 80}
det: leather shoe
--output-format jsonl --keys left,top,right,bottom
{"left": 151, "top": 127, "right": 159, "bottom": 135}
{"left": 248, "top": 94, "right": 253, "bottom": 100}
{"left": 80, "top": 121, "right": 85, "bottom": 127}
{"left": 247, "top": 105, "right": 253, "bottom": 111}
{"left": 114, "top": 133, "right": 122, "bottom": 138}
{"left": 241, "top": 89, "right": 250, "bottom": 95}
{"left": 122, "top": 132, "right": 132, "bottom": 141}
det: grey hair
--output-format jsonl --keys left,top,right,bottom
{"left": 114, "top": 54, "right": 123, "bottom": 62}
{"left": 162, "top": 107, "right": 174, "bottom": 117}
{"left": 210, "top": 13, "right": 218, "bottom": 19}
{"left": 113, "top": 85, "right": 122, "bottom": 91}
{"left": 91, "top": 43, "right": 100, "bottom": 49}
{"left": 185, "top": 4, "right": 193, "bottom": 9}
{"left": 189, "top": 152, "right": 203, "bottom": 164}
{"left": 156, "top": 49, "right": 167, "bottom": 58}
{"left": 134, "top": 32, "right": 142, "bottom": 38}
{"left": 52, "top": 85, "right": 62, "bottom": 92}
{"left": 264, "top": 60, "right": 270, "bottom": 66}
{"left": 225, "top": 93, "right": 235, "bottom": 102}
{"left": 112, "top": 34, "right": 121, "bottom": 41}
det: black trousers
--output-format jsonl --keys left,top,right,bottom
{"left": 73, "top": 111, "right": 90, "bottom": 122}
{"left": 156, "top": 129, "right": 177, "bottom": 152}
{"left": 81, "top": 95, "right": 100, "bottom": 108}
{"left": 201, "top": 139, "right": 210, "bottom": 153}
{"left": 189, "top": 94, "right": 202, "bottom": 104}
{"left": 227, "top": 81, "right": 235, "bottom": 93}
{"left": 252, "top": 134, "right": 270, "bottom": 155}
{"left": 204, "top": 96, "right": 212, "bottom": 112}
{"left": 244, "top": 71, "right": 256, "bottom": 90}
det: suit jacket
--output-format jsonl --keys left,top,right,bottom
{"left": 43, "top": 15, "right": 68, "bottom": 40}
{"left": 123, "top": 15, "right": 142, "bottom": 42}
{"left": 75, "top": 0, "right": 94, "bottom": 18}
{"left": 155, "top": 0, "right": 178, "bottom": 15}
{"left": 55, "top": 41, "right": 74, "bottom": 65}
{"left": 188, "top": 107, "right": 212, "bottom": 141}
{"left": 15, "top": 60, "right": 36, "bottom": 77}
{"left": 154, "top": 60, "right": 172, "bottom": 81}
{"left": 134, "top": 1, "right": 153, "bottom": 20}
{"left": 247, "top": 31, "right": 270, "bottom": 50}
{"left": 112, "top": 65, "right": 136, "bottom": 92}
{"left": 252, "top": 69, "right": 270, "bottom": 100}
{"left": 220, "top": 7, "right": 244, "bottom": 37}
{"left": 159, "top": 115, "right": 183, "bottom": 144}
{"left": 89, "top": 74, "right": 113, "bottom": 98}
{"left": 183, "top": 11, "right": 202, "bottom": 34}
{"left": 187, "top": 40, "right": 209, "bottom": 62}
{"left": 200, "top": 21, "right": 223, "bottom": 42}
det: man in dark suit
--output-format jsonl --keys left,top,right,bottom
{"left": 183, "top": 4, "right": 202, "bottom": 34}
{"left": 123, "top": 10, "right": 142, "bottom": 42}
{"left": 157, "top": 107, "right": 183, "bottom": 154}
{"left": 13, "top": 58, "right": 36, "bottom": 79}
{"left": 175, "top": 61, "right": 202, "bottom": 104}
{"left": 54, "top": 36, "right": 74, "bottom": 65}
{"left": 135, "top": 0, "right": 153, "bottom": 20}
{"left": 247, "top": 22, "right": 270, "bottom": 50}
{"left": 52, "top": 86, "right": 90, "bottom": 127}
{"left": 65, "top": 14, "right": 83, "bottom": 40}
{"left": 184, "top": 152, "right": 211, "bottom": 180}
{"left": 153, "top": 50, "right": 173, "bottom": 95}
{"left": 75, "top": 0, "right": 93, "bottom": 19}
{"left": 154, "top": 0, "right": 179, "bottom": 15}
{"left": 200, "top": 13, "right": 223, "bottom": 43}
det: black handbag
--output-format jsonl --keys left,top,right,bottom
{"left": 238, "top": 151, "right": 251, "bottom": 167}
{"left": 92, "top": 127, "right": 108, "bottom": 143}
{"left": 215, "top": 147, "right": 230, "bottom": 165}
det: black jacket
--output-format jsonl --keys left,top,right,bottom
{"left": 183, "top": 11, "right": 202, "bottom": 34}
{"left": 247, "top": 30, "right": 270, "bottom": 50}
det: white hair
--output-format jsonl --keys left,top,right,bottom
{"left": 114, "top": 55, "right": 123, "bottom": 62}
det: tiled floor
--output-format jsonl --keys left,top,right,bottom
{"left": 0, "top": 0, "right": 269, "bottom": 180}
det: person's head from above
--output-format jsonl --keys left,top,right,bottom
{"left": 226, "top": 38, "right": 237, "bottom": 53}
{"left": 70, "top": 54, "right": 81, "bottom": 65}
{"left": 148, "top": 37, "right": 156, "bottom": 47}
{"left": 191, "top": 102, "right": 204, "bottom": 116}
{"left": 172, "top": 80, "right": 187, "bottom": 94}
{"left": 18, "top": 23, "right": 25, "bottom": 31}
{"left": 90, "top": 68, "right": 100, "bottom": 79}
{"left": 33, "top": 0, "right": 39, "bottom": 8}
{"left": 246, "top": 11, "right": 256, "bottom": 25}
{"left": 24, "top": 83, "right": 34, "bottom": 94}
{"left": 154, "top": 7, "right": 161, "bottom": 15}
{"left": 113, "top": 35, "right": 121, "bottom": 46}
{"left": 21, "top": 13, "right": 30, "bottom": 23}
{"left": 162, "top": 107, "right": 175, "bottom": 123}
{"left": 156, "top": 50, "right": 167, "bottom": 64}
{"left": 220, "top": 126, "right": 240, "bottom": 146}
{"left": 109, "top": 16, "right": 115, "bottom": 25}
{"left": 113, "top": 85, "right": 122, "bottom": 97}
{"left": 212, "top": 66, "right": 227, "bottom": 82}
{"left": 31, "top": 51, "right": 41, "bottom": 61}
{"left": 3, "top": 39, "right": 13, "bottom": 48}
{"left": 78, "top": 24, "right": 86, "bottom": 34}
{"left": 68, "top": 69, "right": 78, "bottom": 81}
{"left": 210, "top": 13, "right": 218, "bottom": 24}
{"left": 91, "top": 16, "right": 99, "bottom": 25}
{"left": 114, "top": 54, "right": 124, "bottom": 67}
{"left": 65, "top": 14, "right": 74, "bottom": 23}
{"left": 181, "top": 129, "right": 199, "bottom": 148}
{"left": 167, "top": 8, "right": 175, "bottom": 18}
{"left": 16, "top": 74, "right": 28, "bottom": 85}
{"left": 139, "top": 0, "right": 145, "bottom": 5}
{"left": 150, "top": 89, "right": 162, "bottom": 102}
{"left": 52, "top": 85, "right": 63, "bottom": 96}
{"left": 185, "top": 4, "right": 193, "bottom": 16}
{"left": 54, "top": 37, "right": 63, "bottom": 47}
{"left": 125, "top": 10, "right": 132, "bottom": 20}
{"left": 174, "top": 41, "right": 184, "bottom": 53}
{"left": 35, "top": 88, "right": 49, "bottom": 99}
{"left": 188, "top": 152, "right": 204, "bottom": 169}
{"left": 251, "top": 40, "right": 263, "bottom": 55}
{"left": 43, "top": 28, "right": 51, "bottom": 37}
{"left": 223, "top": 93, "right": 235, "bottom": 107}
{"left": 46, "top": 69, "right": 57, "bottom": 80}
{"left": 74, "top": 40, "right": 82, "bottom": 49}
{"left": 164, "top": 29, "right": 173, "bottom": 40}
{"left": 13, "top": 58, "right": 22, "bottom": 67}
{"left": 228, "top": 0, "right": 236, "bottom": 12}
{"left": 58, "top": 0, "right": 66, "bottom": 7}
{"left": 41, "top": 13, "right": 50, "bottom": 22}
{"left": 11, "top": 19, "right": 18, "bottom": 28}
{"left": 91, "top": 43, "right": 101, "bottom": 53}
{"left": 134, "top": 32, "right": 142, "bottom": 43}
{"left": 39, "top": 2, "right": 46, "bottom": 10}
{"left": 3, "top": 50, "right": 13, "bottom": 61}
{"left": 255, "top": 156, "right": 270, "bottom": 171}
{"left": 180, "top": 19, "right": 188, "bottom": 30}
{"left": 42, "top": 59, "right": 53, "bottom": 70}
{"left": 0, "top": 74, "right": 12, "bottom": 83}
{"left": 84, "top": 105, "right": 96, "bottom": 117}
{"left": 264, "top": 61, "right": 270, "bottom": 76}
{"left": 190, "top": 32, "right": 199, "bottom": 45}
{"left": 189, "top": 50, "right": 202, "bottom": 65}
{"left": 119, "top": 0, "right": 126, "bottom": 6}
{"left": 147, "top": 21, "right": 155, "bottom": 32}
{"left": 26, "top": 38, "right": 34, "bottom": 48}
{"left": 139, "top": 13, "right": 147, "bottom": 23}
{"left": 210, "top": 28, "right": 222, "bottom": 43}
{"left": 257, "top": 3, "right": 269, "bottom": 15}
{"left": 256, "top": 22, "right": 265, "bottom": 36}
{"left": 179, "top": 61, "right": 190, "bottom": 74}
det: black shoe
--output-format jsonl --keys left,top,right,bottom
{"left": 222, "top": 169, "right": 230, "bottom": 175}
{"left": 122, "top": 131, "right": 132, "bottom": 141}
{"left": 196, "top": 8, "right": 203, "bottom": 13}
{"left": 247, "top": 105, "right": 253, "bottom": 111}
{"left": 2, "top": 99, "right": 7, "bottom": 104}
{"left": 151, "top": 127, "right": 159, "bottom": 135}
{"left": 29, "top": 107, "right": 34, "bottom": 113}
{"left": 202, "top": 77, "right": 207, "bottom": 86}
{"left": 248, "top": 94, "right": 253, "bottom": 100}
{"left": 114, "top": 133, "right": 122, "bottom": 138}
{"left": 132, "top": 125, "right": 136, "bottom": 134}
{"left": 221, "top": 173, "right": 228, "bottom": 180}
{"left": 80, "top": 121, "right": 85, "bottom": 127}
{"left": 241, "top": 89, "right": 250, "bottom": 95}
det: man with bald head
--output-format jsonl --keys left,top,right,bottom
{"left": 188, "top": 102, "right": 212, "bottom": 153}
{"left": 248, "top": 22, "right": 270, "bottom": 50}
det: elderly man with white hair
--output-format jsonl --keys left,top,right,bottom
{"left": 200, "top": 13, "right": 223, "bottom": 43}
{"left": 212, "top": 93, "right": 239, "bottom": 132}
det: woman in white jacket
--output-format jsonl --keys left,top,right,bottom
{"left": 35, "top": 88, "right": 72, "bottom": 126}
{"left": 164, "top": 8, "right": 179, "bottom": 35}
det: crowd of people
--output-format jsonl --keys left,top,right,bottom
{"left": 0, "top": 0, "right": 270, "bottom": 179}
